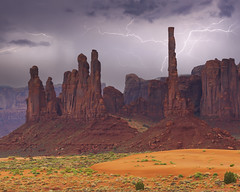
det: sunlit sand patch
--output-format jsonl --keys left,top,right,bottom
{"left": 91, "top": 149, "right": 240, "bottom": 178}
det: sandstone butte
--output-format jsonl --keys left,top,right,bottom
{"left": 0, "top": 28, "right": 239, "bottom": 156}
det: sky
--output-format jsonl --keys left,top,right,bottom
{"left": 0, "top": 0, "right": 240, "bottom": 91}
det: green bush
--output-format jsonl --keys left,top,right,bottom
{"left": 194, "top": 172, "right": 203, "bottom": 179}
{"left": 135, "top": 181, "right": 144, "bottom": 190}
{"left": 224, "top": 171, "right": 236, "bottom": 184}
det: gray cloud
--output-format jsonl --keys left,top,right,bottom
{"left": 85, "top": 0, "right": 217, "bottom": 22}
{"left": 218, "top": 0, "right": 236, "bottom": 17}
{"left": 9, "top": 39, "right": 50, "bottom": 47}
{"left": 122, "top": 0, "right": 157, "bottom": 16}
{"left": 199, "top": 0, "right": 213, "bottom": 6}
{"left": 65, "top": 8, "right": 74, "bottom": 13}
{"left": 0, "top": 0, "right": 239, "bottom": 91}
{"left": 172, "top": 4, "right": 193, "bottom": 15}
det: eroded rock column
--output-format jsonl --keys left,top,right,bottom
{"left": 164, "top": 27, "right": 189, "bottom": 117}
{"left": 26, "top": 66, "right": 46, "bottom": 122}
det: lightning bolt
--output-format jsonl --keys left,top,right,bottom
{"left": 0, "top": 47, "right": 19, "bottom": 54}
{"left": 177, "top": 21, "right": 235, "bottom": 56}
{"left": 0, "top": 32, "right": 53, "bottom": 55}
{"left": 98, "top": 19, "right": 167, "bottom": 46}
{"left": 84, "top": 19, "right": 168, "bottom": 46}
{"left": 26, "top": 32, "right": 52, "bottom": 38}
{"left": 83, "top": 19, "right": 168, "bottom": 72}
{"left": 160, "top": 20, "right": 236, "bottom": 72}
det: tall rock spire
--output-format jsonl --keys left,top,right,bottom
{"left": 168, "top": 27, "right": 178, "bottom": 80}
{"left": 61, "top": 50, "right": 107, "bottom": 121}
{"left": 164, "top": 27, "right": 190, "bottom": 117}
{"left": 26, "top": 66, "right": 46, "bottom": 122}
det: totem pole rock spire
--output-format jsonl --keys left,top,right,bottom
{"left": 164, "top": 27, "right": 190, "bottom": 117}
{"left": 168, "top": 27, "right": 178, "bottom": 79}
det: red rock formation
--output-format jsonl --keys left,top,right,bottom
{"left": 103, "top": 86, "right": 124, "bottom": 114}
{"left": 123, "top": 116, "right": 239, "bottom": 152}
{"left": 61, "top": 50, "right": 107, "bottom": 121}
{"left": 26, "top": 66, "right": 46, "bottom": 122}
{"left": 201, "top": 58, "right": 240, "bottom": 119}
{"left": 147, "top": 80, "right": 167, "bottom": 120}
{"left": 121, "top": 77, "right": 167, "bottom": 120}
{"left": 164, "top": 27, "right": 190, "bottom": 117}
{"left": 191, "top": 65, "right": 204, "bottom": 76}
{"left": 123, "top": 74, "right": 148, "bottom": 105}
{"left": 61, "top": 70, "right": 78, "bottom": 116}
{"left": 45, "top": 77, "right": 58, "bottom": 118}
{"left": 178, "top": 75, "right": 202, "bottom": 115}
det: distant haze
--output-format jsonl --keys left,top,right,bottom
{"left": 0, "top": 0, "right": 240, "bottom": 91}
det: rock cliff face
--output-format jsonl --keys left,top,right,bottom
{"left": 122, "top": 79, "right": 167, "bottom": 120}
{"left": 61, "top": 50, "right": 107, "bottom": 121}
{"left": 103, "top": 86, "right": 124, "bottom": 114}
{"left": 0, "top": 85, "right": 61, "bottom": 137}
{"left": 191, "top": 65, "right": 204, "bottom": 76}
{"left": 178, "top": 75, "right": 202, "bottom": 115}
{"left": 123, "top": 74, "right": 148, "bottom": 105}
{"left": 0, "top": 85, "right": 26, "bottom": 137}
{"left": 201, "top": 58, "right": 240, "bottom": 119}
{"left": 164, "top": 27, "right": 190, "bottom": 117}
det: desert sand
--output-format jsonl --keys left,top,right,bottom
{"left": 91, "top": 149, "right": 240, "bottom": 178}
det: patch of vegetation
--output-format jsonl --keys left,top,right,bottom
{"left": 178, "top": 174, "right": 184, "bottom": 178}
{"left": 194, "top": 172, "right": 203, "bottom": 179}
{"left": 154, "top": 162, "right": 167, "bottom": 165}
{"left": 135, "top": 181, "right": 144, "bottom": 190}
{"left": 224, "top": 171, "right": 237, "bottom": 184}
{"left": 213, "top": 173, "right": 218, "bottom": 177}
{"left": 8, "top": 156, "right": 16, "bottom": 161}
{"left": 230, "top": 164, "right": 235, "bottom": 167}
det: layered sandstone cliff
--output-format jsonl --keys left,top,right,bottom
{"left": 201, "top": 58, "right": 240, "bottom": 119}
{"left": 123, "top": 74, "right": 148, "bottom": 105}
{"left": 103, "top": 86, "right": 124, "bottom": 114}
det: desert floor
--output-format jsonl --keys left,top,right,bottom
{"left": 92, "top": 149, "right": 240, "bottom": 178}
{"left": 0, "top": 149, "right": 239, "bottom": 191}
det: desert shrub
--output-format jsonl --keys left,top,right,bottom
{"left": 194, "top": 172, "right": 203, "bottom": 179}
{"left": 8, "top": 156, "right": 16, "bottom": 160}
{"left": 213, "top": 173, "right": 218, "bottom": 177}
{"left": 135, "top": 181, "right": 144, "bottom": 190}
{"left": 224, "top": 171, "right": 236, "bottom": 184}
{"left": 178, "top": 174, "right": 183, "bottom": 178}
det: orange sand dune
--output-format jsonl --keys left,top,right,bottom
{"left": 91, "top": 149, "right": 240, "bottom": 178}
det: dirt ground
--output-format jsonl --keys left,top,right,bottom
{"left": 92, "top": 149, "right": 240, "bottom": 178}
{"left": 0, "top": 149, "right": 240, "bottom": 191}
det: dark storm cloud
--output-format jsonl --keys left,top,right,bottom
{"left": 85, "top": 0, "right": 216, "bottom": 22}
{"left": 199, "top": 0, "right": 213, "bottom": 6}
{"left": 218, "top": 0, "right": 236, "bottom": 17}
{"left": 172, "top": 4, "right": 193, "bottom": 15}
{"left": 122, "top": 0, "right": 157, "bottom": 16}
{"left": 65, "top": 8, "right": 74, "bottom": 13}
{"left": 9, "top": 39, "right": 50, "bottom": 47}
{"left": 87, "top": 11, "right": 96, "bottom": 17}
